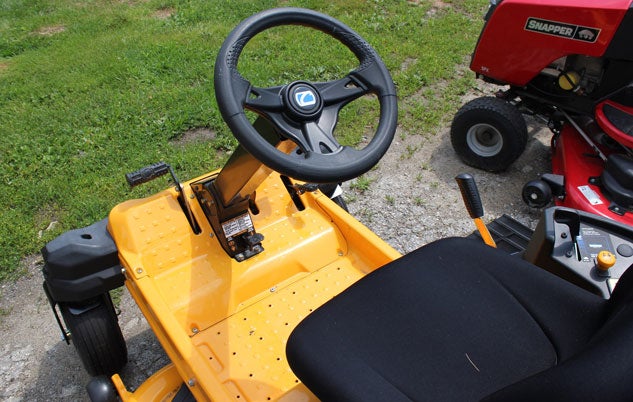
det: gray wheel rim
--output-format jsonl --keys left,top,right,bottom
{"left": 466, "top": 123, "right": 503, "bottom": 157}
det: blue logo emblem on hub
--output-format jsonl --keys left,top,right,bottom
{"left": 295, "top": 90, "right": 317, "bottom": 108}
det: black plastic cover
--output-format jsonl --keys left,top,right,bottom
{"left": 603, "top": 104, "right": 633, "bottom": 135}
{"left": 524, "top": 207, "right": 633, "bottom": 298}
{"left": 601, "top": 154, "right": 633, "bottom": 209}
{"left": 467, "top": 214, "right": 533, "bottom": 256}
{"left": 42, "top": 219, "right": 124, "bottom": 302}
{"left": 604, "top": 7, "right": 633, "bottom": 62}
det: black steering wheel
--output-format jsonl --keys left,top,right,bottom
{"left": 214, "top": 7, "right": 397, "bottom": 183}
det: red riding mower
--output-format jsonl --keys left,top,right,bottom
{"left": 451, "top": 0, "right": 633, "bottom": 225}
{"left": 42, "top": 7, "right": 633, "bottom": 402}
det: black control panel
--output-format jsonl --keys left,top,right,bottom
{"left": 525, "top": 207, "right": 633, "bottom": 298}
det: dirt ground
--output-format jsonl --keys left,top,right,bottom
{"left": 0, "top": 85, "right": 553, "bottom": 401}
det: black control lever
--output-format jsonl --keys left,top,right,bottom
{"left": 455, "top": 173, "right": 485, "bottom": 219}
{"left": 125, "top": 162, "right": 200, "bottom": 233}
{"left": 455, "top": 173, "right": 496, "bottom": 248}
{"left": 126, "top": 162, "right": 170, "bottom": 187}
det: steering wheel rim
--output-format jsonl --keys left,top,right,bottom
{"left": 214, "top": 7, "right": 397, "bottom": 183}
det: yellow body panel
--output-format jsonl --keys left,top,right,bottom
{"left": 112, "top": 364, "right": 183, "bottom": 402}
{"left": 108, "top": 171, "right": 401, "bottom": 401}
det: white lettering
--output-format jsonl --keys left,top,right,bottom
{"left": 527, "top": 19, "right": 574, "bottom": 37}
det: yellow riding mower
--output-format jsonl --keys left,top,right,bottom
{"left": 41, "top": 8, "right": 633, "bottom": 402}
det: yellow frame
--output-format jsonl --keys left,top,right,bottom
{"left": 108, "top": 170, "right": 401, "bottom": 401}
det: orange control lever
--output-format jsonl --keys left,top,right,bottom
{"left": 455, "top": 173, "right": 497, "bottom": 248}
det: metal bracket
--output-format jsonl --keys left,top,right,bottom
{"left": 42, "top": 283, "right": 71, "bottom": 345}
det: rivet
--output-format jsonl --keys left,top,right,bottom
{"left": 188, "top": 378, "right": 196, "bottom": 387}
{"left": 136, "top": 268, "right": 143, "bottom": 274}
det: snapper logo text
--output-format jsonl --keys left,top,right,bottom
{"left": 525, "top": 18, "right": 600, "bottom": 43}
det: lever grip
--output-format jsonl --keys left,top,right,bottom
{"left": 455, "top": 173, "right": 484, "bottom": 219}
{"left": 125, "top": 162, "right": 170, "bottom": 187}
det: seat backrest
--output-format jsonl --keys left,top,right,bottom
{"left": 482, "top": 266, "right": 633, "bottom": 402}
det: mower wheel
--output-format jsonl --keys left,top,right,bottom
{"left": 59, "top": 293, "right": 127, "bottom": 376}
{"left": 451, "top": 97, "right": 527, "bottom": 172}
{"left": 522, "top": 179, "right": 553, "bottom": 208}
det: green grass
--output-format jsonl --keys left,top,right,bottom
{"left": 350, "top": 175, "right": 375, "bottom": 193}
{"left": 0, "top": 0, "right": 486, "bottom": 281}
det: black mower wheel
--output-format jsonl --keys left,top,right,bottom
{"left": 522, "top": 179, "right": 553, "bottom": 208}
{"left": 451, "top": 96, "right": 527, "bottom": 172}
{"left": 59, "top": 293, "right": 127, "bottom": 377}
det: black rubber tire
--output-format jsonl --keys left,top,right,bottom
{"left": 59, "top": 293, "right": 127, "bottom": 376}
{"left": 522, "top": 179, "right": 553, "bottom": 208}
{"left": 451, "top": 96, "right": 527, "bottom": 172}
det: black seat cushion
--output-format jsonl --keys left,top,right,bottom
{"left": 484, "top": 261, "right": 633, "bottom": 402}
{"left": 286, "top": 238, "right": 608, "bottom": 402}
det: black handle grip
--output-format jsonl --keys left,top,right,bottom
{"left": 125, "top": 162, "right": 170, "bottom": 187}
{"left": 455, "top": 173, "right": 484, "bottom": 219}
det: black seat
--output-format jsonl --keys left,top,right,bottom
{"left": 286, "top": 238, "right": 633, "bottom": 401}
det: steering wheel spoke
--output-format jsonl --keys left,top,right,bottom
{"left": 315, "top": 77, "right": 367, "bottom": 109}
{"left": 349, "top": 60, "right": 394, "bottom": 96}
{"left": 244, "top": 85, "right": 285, "bottom": 114}
{"left": 301, "top": 118, "right": 342, "bottom": 154}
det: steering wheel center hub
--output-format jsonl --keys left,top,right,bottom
{"left": 285, "top": 82, "right": 323, "bottom": 121}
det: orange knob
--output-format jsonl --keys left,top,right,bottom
{"left": 597, "top": 251, "right": 616, "bottom": 271}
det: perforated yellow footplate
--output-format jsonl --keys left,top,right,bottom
{"left": 194, "top": 260, "right": 362, "bottom": 401}
{"left": 110, "top": 172, "right": 401, "bottom": 401}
